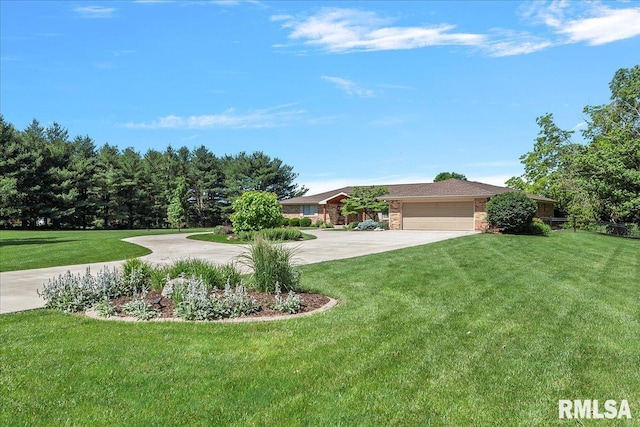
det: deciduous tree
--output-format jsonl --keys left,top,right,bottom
{"left": 341, "top": 186, "right": 389, "bottom": 221}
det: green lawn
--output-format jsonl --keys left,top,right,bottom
{"left": 1, "top": 232, "right": 639, "bottom": 425}
{"left": 0, "top": 228, "right": 213, "bottom": 272}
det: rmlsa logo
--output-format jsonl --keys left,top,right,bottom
{"left": 559, "top": 399, "right": 632, "bottom": 419}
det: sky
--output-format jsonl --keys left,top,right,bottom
{"left": 1, "top": 1, "right": 639, "bottom": 195}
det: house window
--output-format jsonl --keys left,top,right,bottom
{"left": 301, "top": 205, "right": 317, "bottom": 216}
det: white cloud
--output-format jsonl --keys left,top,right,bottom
{"left": 275, "top": 8, "right": 486, "bottom": 53}
{"left": 73, "top": 6, "right": 116, "bottom": 18}
{"left": 274, "top": 4, "right": 640, "bottom": 57}
{"left": 125, "top": 104, "right": 305, "bottom": 129}
{"left": 559, "top": 6, "right": 640, "bottom": 45}
{"left": 321, "top": 76, "right": 375, "bottom": 97}
{"left": 523, "top": 1, "right": 640, "bottom": 46}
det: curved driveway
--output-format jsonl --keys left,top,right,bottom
{"left": 0, "top": 229, "right": 474, "bottom": 314}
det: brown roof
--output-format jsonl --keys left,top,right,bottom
{"left": 280, "top": 179, "right": 555, "bottom": 204}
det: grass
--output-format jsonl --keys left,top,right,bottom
{"left": 1, "top": 231, "right": 639, "bottom": 425}
{"left": 0, "top": 228, "right": 213, "bottom": 272}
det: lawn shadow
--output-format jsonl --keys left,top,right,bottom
{"left": 0, "top": 237, "right": 79, "bottom": 247}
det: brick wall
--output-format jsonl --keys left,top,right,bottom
{"left": 474, "top": 198, "right": 489, "bottom": 232}
{"left": 389, "top": 200, "right": 402, "bottom": 230}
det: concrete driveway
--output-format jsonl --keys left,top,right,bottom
{"left": 0, "top": 229, "right": 474, "bottom": 314}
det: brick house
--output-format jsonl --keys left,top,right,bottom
{"left": 280, "top": 179, "right": 554, "bottom": 231}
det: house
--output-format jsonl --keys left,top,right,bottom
{"left": 280, "top": 179, "right": 554, "bottom": 231}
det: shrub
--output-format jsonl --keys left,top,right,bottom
{"left": 212, "top": 225, "right": 232, "bottom": 235}
{"left": 239, "top": 237, "right": 300, "bottom": 294}
{"left": 527, "top": 218, "right": 552, "bottom": 236}
{"left": 486, "top": 192, "right": 537, "bottom": 233}
{"left": 322, "top": 222, "right": 334, "bottom": 228}
{"left": 357, "top": 219, "right": 379, "bottom": 230}
{"left": 165, "top": 259, "right": 242, "bottom": 290}
{"left": 346, "top": 221, "right": 359, "bottom": 230}
{"left": 258, "top": 227, "right": 302, "bottom": 241}
{"left": 231, "top": 191, "right": 283, "bottom": 233}
{"left": 149, "top": 268, "right": 170, "bottom": 292}
{"left": 272, "top": 283, "right": 304, "bottom": 314}
{"left": 122, "top": 258, "right": 152, "bottom": 291}
{"left": 299, "top": 217, "right": 312, "bottom": 227}
{"left": 171, "top": 277, "right": 259, "bottom": 321}
{"left": 38, "top": 266, "right": 124, "bottom": 313}
{"left": 288, "top": 217, "right": 300, "bottom": 227}
{"left": 235, "top": 231, "right": 256, "bottom": 242}
{"left": 281, "top": 216, "right": 290, "bottom": 226}
{"left": 93, "top": 300, "right": 116, "bottom": 318}
{"left": 315, "top": 219, "right": 324, "bottom": 228}
{"left": 121, "top": 297, "right": 159, "bottom": 321}
{"left": 378, "top": 221, "right": 390, "bottom": 230}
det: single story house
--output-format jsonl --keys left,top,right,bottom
{"left": 280, "top": 179, "right": 554, "bottom": 231}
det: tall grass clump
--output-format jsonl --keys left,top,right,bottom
{"left": 235, "top": 227, "right": 302, "bottom": 242}
{"left": 239, "top": 237, "right": 300, "bottom": 293}
{"left": 122, "top": 258, "right": 153, "bottom": 291}
{"left": 258, "top": 227, "right": 302, "bottom": 241}
{"left": 164, "top": 258, "right": 242, "bottom": 290}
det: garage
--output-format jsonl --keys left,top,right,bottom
{"left": 402, "top": 201, "right": 474, "bottom": 231}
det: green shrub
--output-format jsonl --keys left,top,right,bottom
{"left": 122, "top": 258, "right": 152, "bottom": 291}
{"left": 38, "top": 267, "right": 124, "bottom": 313}
{"left": 121, "top": 297, "right": 159, "bottom": 321}
{"left": 378, "top": 221, "right": 390, "bottom": 230}
{"left": 149, "top": 268, "right": 170, "bottom": 292}
{"left": 527, "top": 218, "right": 552, "bottom": 236}
{"left": 239, "top": 237, "right": 300, "bottom": 293}
{"left": 315, "top": 219, "right": 324, "bottom": 228}
{"left": 288, "top": 217, "right": 300, "bottom": 227}
{"left": 486, "top": 192, "right": 537, "bottom": 233}
{"left": 281, "top": 216, "right": 290, "bottom": 226}
{"left": 357, "top": 219, "right": 379, "bottom": 230}
{"left": 235, "top": 231, "right": 256, "bottom": 242}
{"left": 165, "top": 259, "right": 242, "bottom": 290}
{"left": 257, "top": 227, "right": 302, "bottom": 241}
{"left": 212, "top": 225, "right": 232, "bottom": 235}
{"left": 299, "top": 217, "right": 312, "bottom": 227}
{"left": 93, "top": 300, "right": 116, "bottom": 318}
{"left": 171, "top": 278, "right": 259, "bottom": 321}
{"left": 346, "top": 221, "right": 359, "bottom": 230}
{"left": 272, "top": 283, "right": 304, "bottom": 314}
{"left": 322, "top": 222, "right": 334, "bottom": 228}
{"left": 231, "top": 191, "right": 283, "bottom": 233}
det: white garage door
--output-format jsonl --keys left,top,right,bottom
{"left": 403, "top": 202, "right": 474, "bottom": 231}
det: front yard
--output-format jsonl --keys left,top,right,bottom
{"left": 1, "top": 232, "right": 638, "bottom": 425}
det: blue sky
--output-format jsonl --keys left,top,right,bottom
{"left": 1, "top": 1, "right": 639, "bottom": 194}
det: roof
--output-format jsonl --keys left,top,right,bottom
{"left": 280, "top": 179, "right": 555, "bottom": 204}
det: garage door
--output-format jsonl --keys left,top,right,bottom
{"left": 403, "top": 202, "right": 473, "bottom": 231}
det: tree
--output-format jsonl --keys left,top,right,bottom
{"left": 230, "top": 191, "right": 283, "bottom": 233}
{"left": 340, "top": 186, "right": 389, "bottom": 221}
{"left": 167, "top": 177, "right": 189, "bottom": 230}
{"left": 508, "top": 65, "right": 640, "bottom": 226}
{"left": 434, "top": 172, "right": 467, "bottom": 182}
{"left": 0, "top": 116, "right": 22, "bottom": 225}
{"left": 189, "top": 146, "right": 223, "bottom": 227}
{"left": 578, "top": 65, "right": 640, "bottom": 224}
{"left": 222, "top": 151, "right": 307, "bottom": 219}
{"left": 486, "top": 192, "right": 537, "bottom": 233}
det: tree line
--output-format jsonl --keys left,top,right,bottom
{"left": 0, "top": 116, "right": 307, "bottom": 229}
{"left": 507, "top": 65, "right": 640, "bottom": 227}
